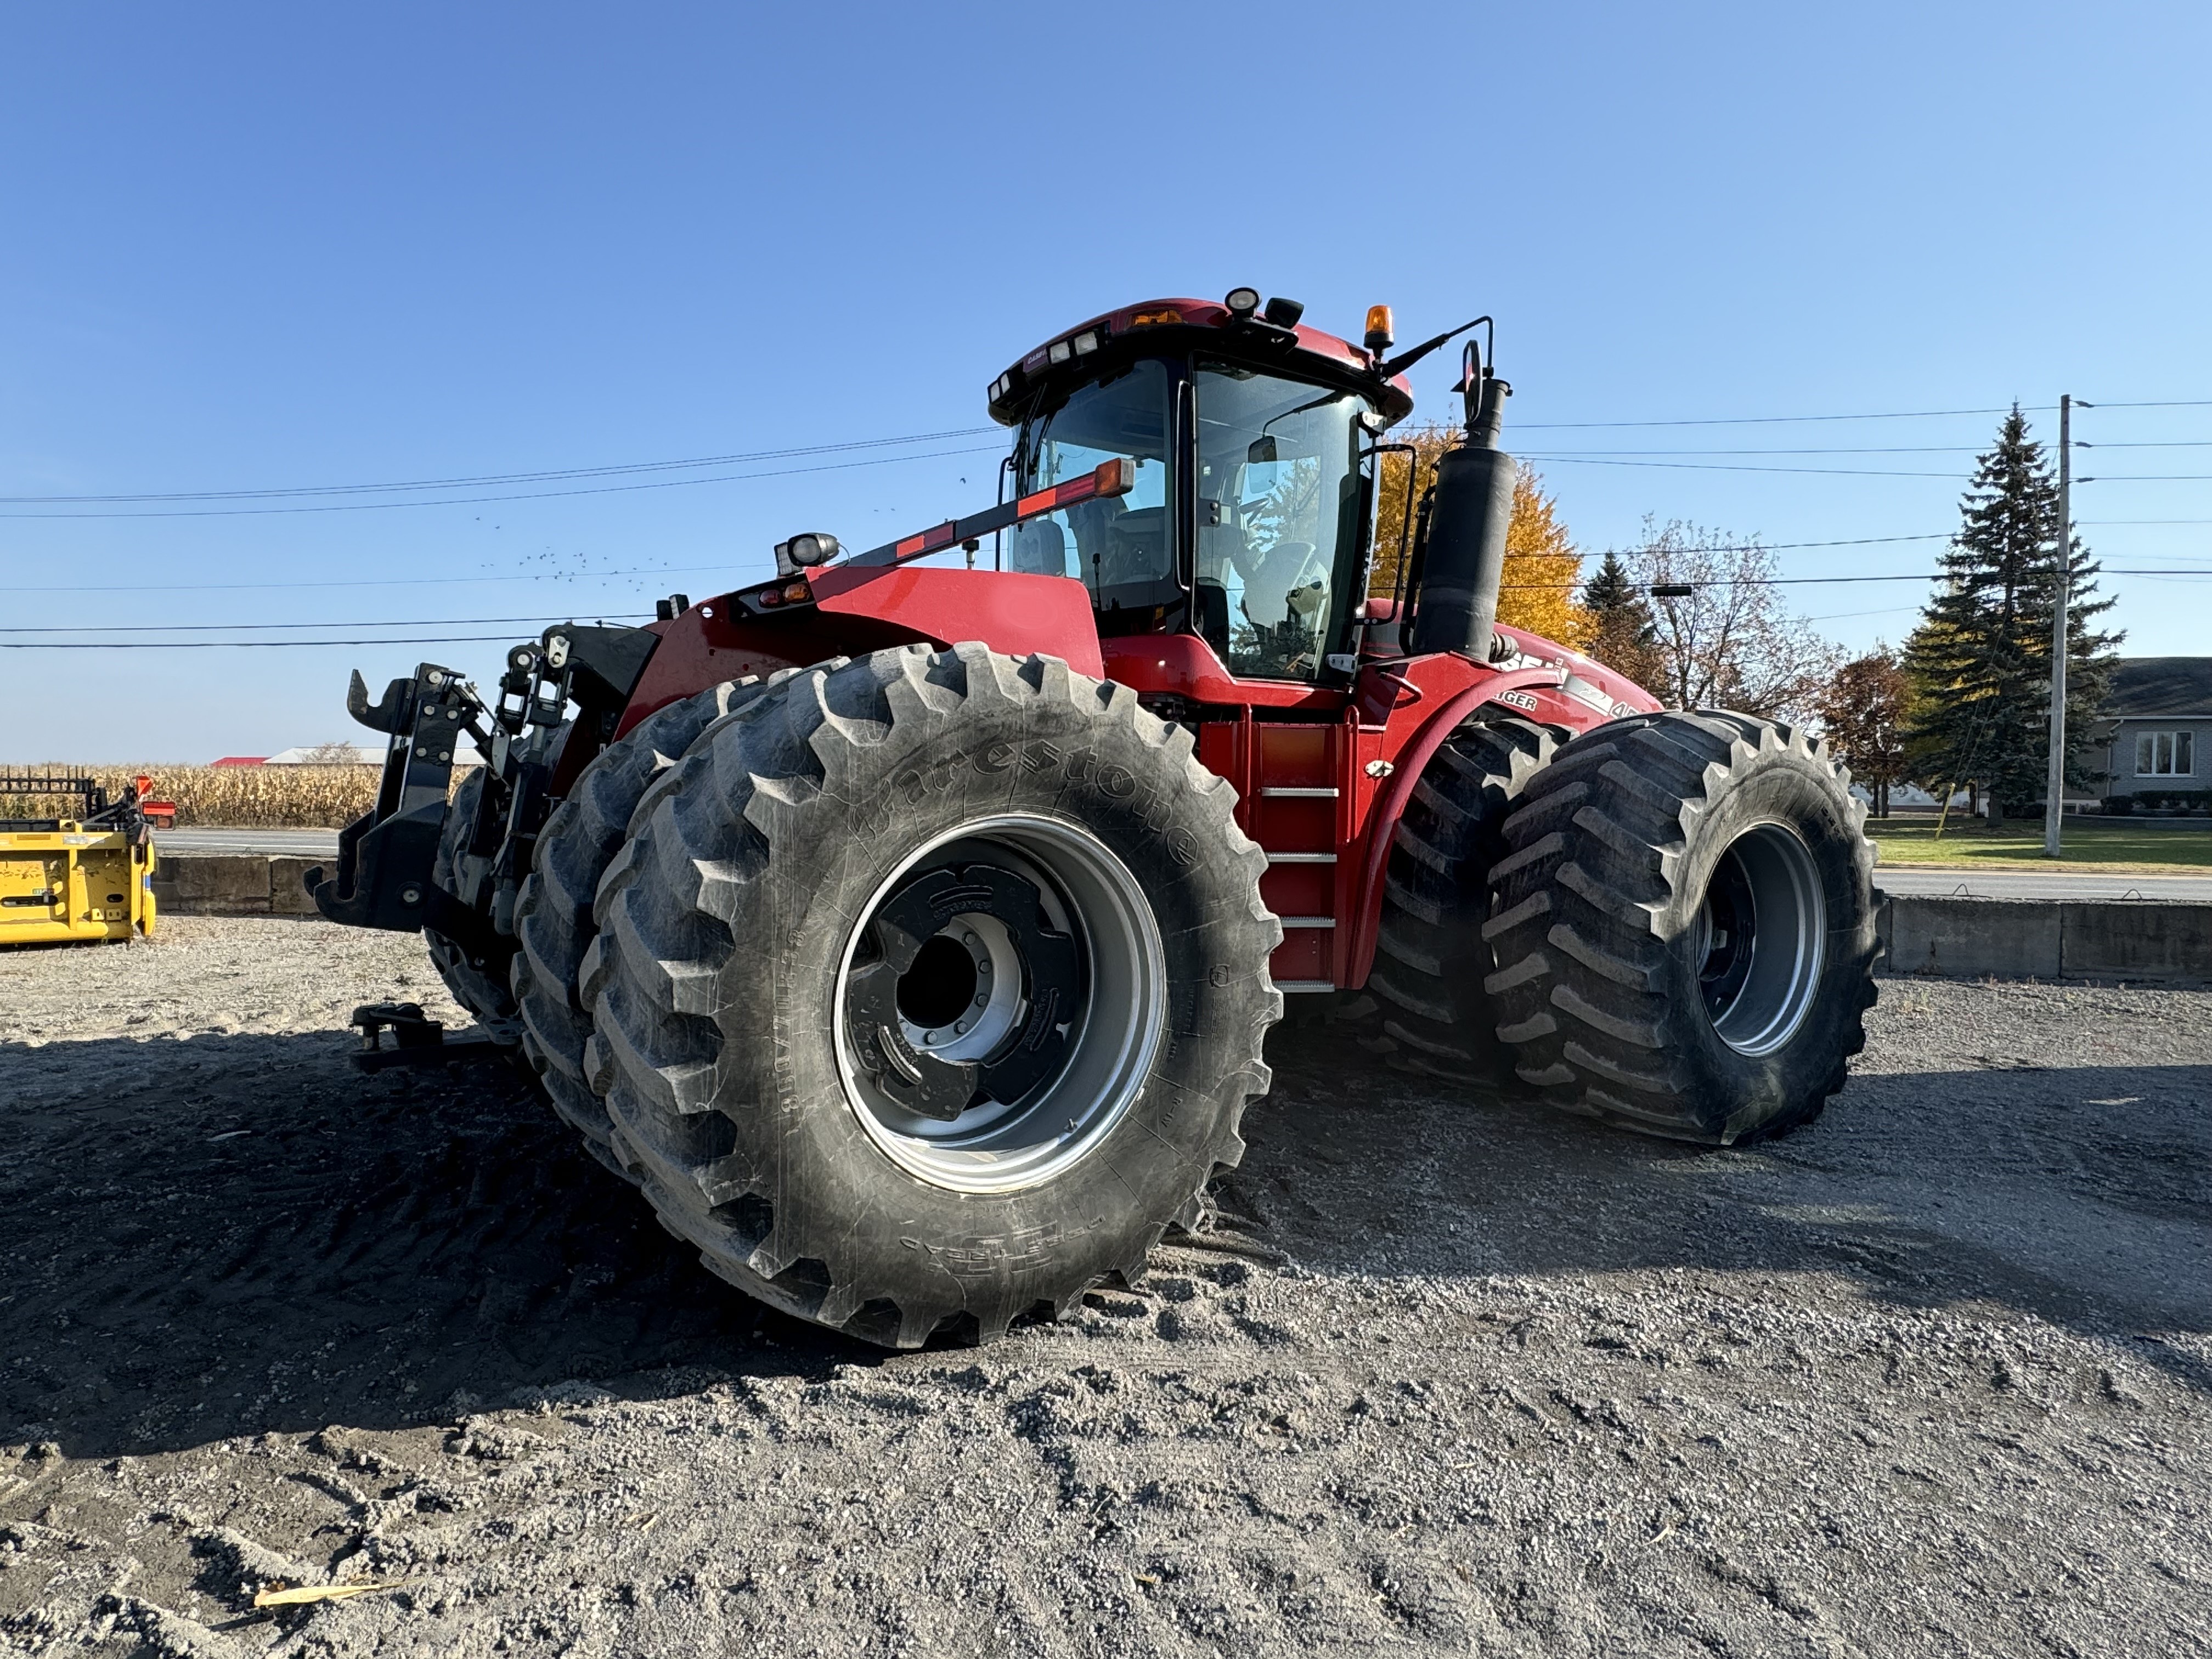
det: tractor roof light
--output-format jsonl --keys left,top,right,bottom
{"left": 1364, "top": 304, "right": 1395, "bottom": 354}
{"left": 1262, "top": 296, "right": 1304, "bottom": 328}
{"left": 1223, "top": 286, "right": 1260, "bottom": 319}
{"left": 774, "top": 531, "right": 841, "bottom": 579}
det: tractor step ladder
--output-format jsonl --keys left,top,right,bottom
{"left": 1250, "top": 727, "right": 1344, "bottom": 993}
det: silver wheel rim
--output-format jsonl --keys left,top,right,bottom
{"left": 1693, "top": 821, "right": 1825, "bottom": 1057}
{"left": 833, "top": 814, "right": 1165, "bottom": 1194}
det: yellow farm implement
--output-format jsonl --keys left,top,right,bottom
{"left": 0, "top": 775, "right": 166, "bottom": 946}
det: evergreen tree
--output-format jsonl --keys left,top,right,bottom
{"left": 1580, "top": 549, "right": 1664, "bottom": 692}
{"left": 1901, "top": 408, "right": 2119, "bottom": 815}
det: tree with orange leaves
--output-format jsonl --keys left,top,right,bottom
{"left": 1368, "top": 426, "right": 1589, "bottom": 647}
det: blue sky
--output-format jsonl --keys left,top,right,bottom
{"left": 4, "top": 2, "right": 2207, "bottom": 759}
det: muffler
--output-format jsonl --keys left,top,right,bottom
{"left": 1408, "top": 375, "right": 1515, "bottom": 662}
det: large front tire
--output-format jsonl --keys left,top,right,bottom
{"left": 583, "top": 644, "right": 1282, "bottom": 1347}
{"left": 1483, "top": 710, "right": 1879, "bottom": 1143}
{"left": 510, "top": 676, "right": 776, "bottom": 1168}
{"left": 425, "top": 768, "right": 522, "bottom": 1045}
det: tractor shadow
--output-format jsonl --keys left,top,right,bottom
{"left": 1249, "top": 1015, "right": 2212, "bottom": 1390}
{"left": 6, "top": 1003, "right": 2209, "bottom": 1460}
{"left": 1, "top": 1029, "right": 856, "bottom": 1461}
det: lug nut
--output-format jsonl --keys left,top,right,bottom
{"left": 955, "top": 1020, "right": 970, "bottom": 1035}
{"left": 974, "top": 994, "right": 988, "bottom": 1007}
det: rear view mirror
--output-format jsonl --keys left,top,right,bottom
{"left": 1247, "top": 436, "right": 1278, "bottom": 465}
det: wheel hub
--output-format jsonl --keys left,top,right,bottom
{"left": 832, "top": 816, "right": 1166, "bottom": 1194}
{"left": 1695, "top": 821, "right": 1826, "bottom": 1057}
{"left": 843, "top": 864, "right": 1080, "bottom": 1122}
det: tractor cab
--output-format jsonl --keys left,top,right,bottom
{"left": 987, "top": 293, "right": 1415, "bottom": 686}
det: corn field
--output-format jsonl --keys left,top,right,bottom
{"left": 0, "top": 764, "right": 396, "bottom": 828}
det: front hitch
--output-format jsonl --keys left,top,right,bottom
{"left": 304, "top": 622, "right": 661, "bottom": 959}
{"left": 304, "top": 662, "right": 504, "bottom": 958}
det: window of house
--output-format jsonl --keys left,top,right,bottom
{"left": 2135, "top": 730, "right": 2196, "bottom": 776}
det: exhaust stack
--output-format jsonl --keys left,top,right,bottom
{"left": 1407, "top": 373, "right": 1515, "bottom": 662}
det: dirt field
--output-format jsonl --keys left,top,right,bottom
{"left": 4, "top": 919, "right": 2208, "bottom": 1658}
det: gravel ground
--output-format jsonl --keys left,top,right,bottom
{"left": 3, "top": 918, "right": 2208, "bottom": 1658}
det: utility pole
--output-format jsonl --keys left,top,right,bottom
{"left": 2044, "top": 394, "right": 2072, "bottom": 857}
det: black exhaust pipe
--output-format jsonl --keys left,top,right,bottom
{"left": 1407, "top": 375, "right": 1514, "bottom": 662}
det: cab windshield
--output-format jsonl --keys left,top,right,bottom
{"left": 1193, "top": 364, "right": 1364, "bottom": 681}
{"left": 1005, "top": 359, "right": 1173, "bottom": 613}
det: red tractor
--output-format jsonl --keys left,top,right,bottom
{"left": 309, "top": 289, "right": 1880, "bottom": 1347}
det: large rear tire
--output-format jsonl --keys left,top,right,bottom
{"left": 584, "top": 644, "right": 1282, "bottom": 1347}
{"left": 1483, "top": 710, "right": 1879, "bottom": 1143}
{"left": 1367, "top": 716, "right": 1558, "bottom": 1081}
{"left": 425, "top": 768, "right": 521, "bottom": 1045}
{"left": 510, "top": 676, "right": 778, "bottom": 1169}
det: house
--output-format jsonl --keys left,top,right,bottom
{"left": 2094, "top": 657, "right": 2212, "bottom": 806}
{"left": 207, "top": 756, "right": 267, "bottom": 767}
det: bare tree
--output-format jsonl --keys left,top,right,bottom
{"left": 1629, "top": 520, "right": 1844, "bottom": 725}
{"left": 298, "top": 739, "right": 366, "bottom": 764}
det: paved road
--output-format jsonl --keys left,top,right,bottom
{"left": 1877, "top": 866, "right": 2212, "bottom": 900}
{"left": 155, "top": 827, "right": 341, "bottom": 857}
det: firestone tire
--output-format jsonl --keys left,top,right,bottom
{"left": 425, "top": 768, "right": 522, "bottom": 1045}
{"left": 1367, "top": 716, "right": 1558, "bottom": 1081}
{"left": 510, "top": 675, "right": 781, "bottom": 1171}
{"left": 1482, "top": 710, "right": 1880, "bottom": 1144}
{"left": 582, "top": 643, "right": 1282, "bottom": 1348}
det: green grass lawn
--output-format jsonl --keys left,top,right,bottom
{"left": 1870, "top": 816, "right": 2212, "bottom": 872}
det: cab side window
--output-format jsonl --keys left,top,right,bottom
{"left": 1193, "top": 365, "right": 1364, "bottom": 681}
{"left": 1007, "top": 360, "right": 1173, "bottom": 614}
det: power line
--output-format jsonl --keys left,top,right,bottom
{"left": 1530, "top": 439, "right": 2212, "bottom": 458}
{"left": 0, "top": 614, "right": 649, "bottom": 635}
{"left": 1514, "top": 398, "right": 2212, "bottom": 430}
{"left": 1528, "top": 454, "right": 2212, "bottom": 482}
{"left": 13, "top": 562, "right": 742, "bottom": 596}
{"left": 0, "top": 635, "right": 535, "bottom": 650}
{"left": 10, "top": 398, "right": 2204, "bottom": 514}
{"left": 1525, "top": 456, "right": 2002, "bottom": 479}
{"left": 17, "top": 565, "right": 2212, "bottom": 645}
{"left": 11, "top": 532, "right": 1967, "bottom": 601}
{"left": 1514, "top": 404, "right": 2018, "bottom": 430}
{"left": 0, "top": 427, "right": 1001, "bottom": 505}
{"left": 0, "top": 442, "right": 1006, "bottom": 520}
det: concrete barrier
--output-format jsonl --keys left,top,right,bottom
{"left": 2058, "top": 900, "right": 2212, "bottom": 981}
{"left": 1881, "top": 896, "right": 2062, "bottom": 979}
{"left": 149, "top": 854, "right": 2212, "bottom": 985}
{"left": 159, "top": 854, "right": 273, "bottom": 913}
{"left": 1875, "top": 894, "right": 2212, "bottom": 983}
{"left": 268, "top": 855, "right": 324, "bottom": 916}
{"left": 154, "top": 853, "right": 327, "bottom": 917}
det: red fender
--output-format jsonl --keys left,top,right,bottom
{"left": 616, "top": 566, "right": 1104, "bottom": 740}
{"left": 1344, "top": 663, "right": 1571, "bottom": 989}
